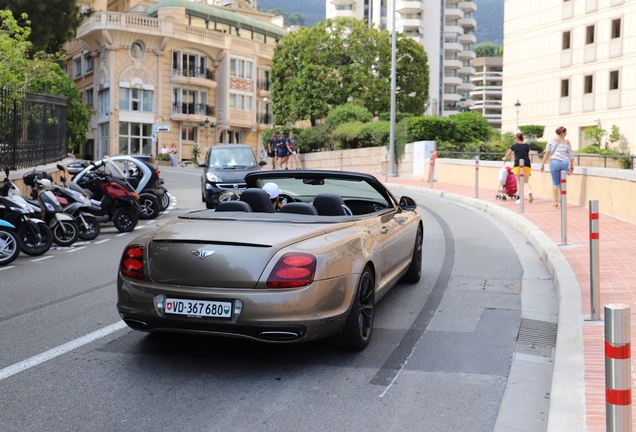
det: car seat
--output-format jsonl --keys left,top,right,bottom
{"left": 215, "top": 201, "right": 252, "bottom": 212}
{"left": 313, "top": 193, "right": 351, "bottom": 216}
{"left": 280, "top": 202, "right": 318, "bottom": 215}
{"left": 239, "top": 188, "right": 275, "bottom": 213}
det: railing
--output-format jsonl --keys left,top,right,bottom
{"left": 257, "top": 113, "right": 273, "bottom": 124}
{"left": 172, "top": 67, "right": 215, "bottom": 81}
{"left": 257, "top": 80, "right": 270, "bottom": 91}
{"left": 171, "top": 102, "right": 215, "bottom": 117}
{"left": 0, "top": 87, "right": 67, "bottom": 170}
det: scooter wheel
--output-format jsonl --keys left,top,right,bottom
{"left": 52, "top": 220, "right": 79, "bottom": 247}
{"left": 77, "top": 215, "right": 100, "bottom": 241}
{"left": 19, "top": 222, "right": 53, "bottom": 256}
{"left": 0, "top": 228, "right": 21, "bottom": 266}
{"left": 161, "top": 191, "right": 170, "bottom": 211}
{"left": 139, "top": 194, "right": 160, "bottom": 220}
{"left": 113, "top": 208, "right": 138, "bottom": 233}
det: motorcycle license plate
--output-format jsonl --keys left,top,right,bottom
{"left": 165, "top": 298, "right": 232, "bottom": 318}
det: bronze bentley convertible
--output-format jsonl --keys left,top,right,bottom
{"left": 117, "top": 171, "right": 422, "bottom": 350}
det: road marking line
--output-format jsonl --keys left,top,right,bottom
{"left": 31, "top": 256, "right": 54, "bottom": 262}
{"left": 0, "top": 321, "right": 128, "bottom": 381}
{"left": 116, "top": 232, "right": 129, "bottom": 237}
{"left": 66, "top": 247, "right": 86, "bottom": 253}
{"left": 0, "top": 266, "right": 16, "bottom": 271}
{"left": 163, "top": 210, "right": 171, "bottom": 214}
{"left": 95, "top": 239, "right": 110, "bottom": 244}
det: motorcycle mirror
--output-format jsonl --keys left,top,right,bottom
{"left": 56, "top": 164, "right": 65, "bottom": 171}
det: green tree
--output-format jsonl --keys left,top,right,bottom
{"left": 448, "top": 111, "right": 491, "bottom": 143}
{"left": 326, "top": 102, "right": 373, "bottom": 129}
{"left": 0, "top": 10, "right": 33, "bottom": 90}
{"left": 474, "top": 42, "right": 501, "bottom": 58}
{"left": 298, "top": 125, "right": 330, "bottom": 152}
{"left": 583, "top": 126, "right": 606, "bottom": 149}
{"left": 394, "top": 37, "right": 429, "bottom": 115}
{"left": 518, "top": 125, "right": 545, "bottom": 140}
{"left": 0, "top": 0, "right": 84, "bottom": 54}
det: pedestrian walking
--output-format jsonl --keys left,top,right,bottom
{"left": 267, "top": 132, "right": 277, "bottom": 169}
{"left": 540, "top": 126, "right": 575, "bottom": 208}
{"left": 503, "top": 132, "right": 533, "bottom": 204}
{"left": 287, "top": 131, "right": 301, "bottom": 169}
{"left": 276, "top": 131, "right": 289, "bottom": 169}
{"left": 169, "top": 142, "right": 178, "bottom": 167}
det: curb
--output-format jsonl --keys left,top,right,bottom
{"left": 388, "top": 183, "right": 586, "bottom": 431}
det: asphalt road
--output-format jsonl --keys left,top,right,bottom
{"left": 0, "top": 167, "right": 539, "bottom": 431}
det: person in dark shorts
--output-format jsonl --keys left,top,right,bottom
{"left": 276, "top": 132, "right": 289, "bottom": 169}
{"left": 503, "top": 132, "right": 533, "bottom": 203}
{"left": 267, "top": 132, "right": 277, "bottom": 169}
{"left": 287, "top": 131, "right": 300, "bottom": 169}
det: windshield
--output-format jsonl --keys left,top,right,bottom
{"left": 93, "top": 157, "right": 127, "bottom": 180}
{"left": 207, "top": 147, "right": 256, "bottom": 169}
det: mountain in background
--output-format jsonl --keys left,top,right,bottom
{"left": 474, "top": 0, "right": 504, "bottom": 45}
{"left": 258, "top": 0, "right": 325, "bottom": 28}
{"left": 258, "top": 0, "right": 504, "bottom": 46}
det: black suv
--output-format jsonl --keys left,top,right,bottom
{"left": 200, "top": 144, "right": 263, "bottom": 209}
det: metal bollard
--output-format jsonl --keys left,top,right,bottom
{"left": 340, "top": 153, "right": 343, "bottom": 171}
{"left": 474, "top": 159, "right": 479, "bottom": 198}
{"left": 519, "top": 159, "right": 525, "bottom": 213}
{"left": 590, "top": 200, "right": 601, "bottom": 320}
{"left": 384, "top": 154, "right": 388, "bottom": 183}
{"left": 605, "top": 304, "right": 632, "bottom": 432}
{"left": 560, "top": 170, "right": 567, "bottom": 245}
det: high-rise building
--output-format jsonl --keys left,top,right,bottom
{"left": 325, "top": 0, "right": 477, "bottom": 116}
{"left": 470, "top": 57, "right": 503, "bottom": 129}
{"left": 66, "top": 0, "right": 284, "bottom": 161}
{"left": 503, "top": 0, "right": 635, "bottom": 153}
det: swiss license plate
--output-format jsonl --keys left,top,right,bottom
{"left": 165, "top": 298, "right": 232, "bottom": 318}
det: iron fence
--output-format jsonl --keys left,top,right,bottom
{"left": 0, "top": 87, "right": 67, "bottom": 170}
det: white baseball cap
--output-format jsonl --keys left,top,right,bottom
{"left": 262, "top": 182, "right": 280, "bottom": 199}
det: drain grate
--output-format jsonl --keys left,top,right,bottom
{"left": 514, "top": 318, "right": 557, "bottom": 358}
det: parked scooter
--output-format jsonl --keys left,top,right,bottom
{"left": 54, "top": 164, "right": 100, "bottom": 240}
{"left": 0, "top": 219, "right": 20, "bottom": 266}
{"left": 71, "top": 158, "right": 141, "bottom": 232}
{"left": 23, "top": 171, "right": 79, "bottom": 247}
{"left": 0, "top": 169, "right": 53, "bottom": 256}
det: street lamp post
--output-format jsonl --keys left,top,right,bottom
{"left": 199, "top": 118, "right": 215, "bottom": 151}
{"left": 515, "top": 100, "right": 521, "bottom": 132}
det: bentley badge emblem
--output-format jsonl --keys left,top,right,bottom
{"left": 192, "top": 249, "right": 215, "bottom": 260}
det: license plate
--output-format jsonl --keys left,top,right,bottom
{"left": 165, "top": 298, "right": 232, "bottom": 318}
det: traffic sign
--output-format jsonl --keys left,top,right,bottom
{"left": 153, "top": 124, "right": 171, "bottom": 132}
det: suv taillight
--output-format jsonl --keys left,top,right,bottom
{"left": 267, "top": 253, "right": 317, "bottom": 288}
{"left": 119, "top": 245, "right": 144, "bottom": 280}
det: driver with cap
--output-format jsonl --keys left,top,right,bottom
{"left": 262, "top": 182, "right": 285, "bottom": 212}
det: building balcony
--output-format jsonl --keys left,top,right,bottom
{"left": 445, "top": 7, "right": 464, "bottom": 20}
{"left": 444, "top": 59, "right": 463, "bottom": 69}
{"left": 444, "top": 25, "right": 463, "bottom": 36}
{"left": 444, "top": 42, "right": 463, "bottom": 52}
{"left": 396, "top": 18, "right": 425, "bottom": 29}
{"left": 171, "top": 102, "right": 215, "bottom": 122}
{"left": 458, "top": 50, "right": 476, "bottom": 60}
{"left": 396, "top": 0, "right": 425, "bottom": 13}
{"left": 459, "top": 82, "right": 475, "bottom": 91}
{"left": 458, "top": 1, "right": 477, "bottom": 13}
{"left": 458, "top": 65, "right": 476, "bottom": 75}
{"left": 407, "top": 34, "right": 425, "bottom": 44}
{"left": 458, "top": 33, "right": 476, "bottom": 44}
{"left": 333, "top": 9, "right": 357, "bottom": 18}
{"left": 257, "top": 113, "right": 273, "bottom": 126}
{"left": 331, "top": 0, "right": 355, "bottom": 5}
{"left": 443, "top": 75, "right": 462, "bottom": 86}
{"left": 442, "top": 92, "right": 462, "bottom": 103}
{"left": 459, "top": 17, "right": 477, "bottom": 29}
{"left": 171, "top": 67, "right": 216, "bottom": 88}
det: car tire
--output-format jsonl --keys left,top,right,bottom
{"left": 113, "top": 208, "right": 138, "bottom": 232}
{"left": 139, "top": 194, "right": 160, "bottom": 220}
{"left": 0, "top": 228, "right": 20, "bottom": 266}
{"left": 19, "top": 222, "right": 53, "bottom": 256}
{"left": 330, "top": 266, "right": 375, "bottom": 350}
{"left": 52, "top": 220, "right": 79, "bottom": 247}
{"left": 401, "top": 224, "right": 423, "bottom": 283}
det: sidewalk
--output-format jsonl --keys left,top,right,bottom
{"left": 383, "top": 176, "right": 636, "bottom": 431}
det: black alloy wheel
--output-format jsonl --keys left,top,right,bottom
{"left": 330, "top": 266, "right": 375, "bottom": 350}
{"left": 52, "top": 220, "right": 79, "bottom": 247}
{"left": 401, "top": 224, "right": 423, "bottom": 283}
{"left": 77, "top": 215, "right": 100, "bottom": 240}
{"left": 113, "top": 208, "right": 138, "bottom": 232}
{"left": 139, "top": 194, "right": 160, "bottom": 220}
{"left": 0, "top": 228, "right": 20, "bottom": 266}
{"left": 18, "top": 222, "right": 53, "bottom": 256}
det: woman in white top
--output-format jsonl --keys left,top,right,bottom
{"left": 540, "top": 126, "right": 575, "bottom": 208}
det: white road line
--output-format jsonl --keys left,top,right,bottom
{"left": 163, "top": 210, "right": 171, "bottom": 214}
{"left": 0, "top": 266, "right": 16, "bottom": 271}
{"left": 66, "top": 246, "right": 86, "bottom": 253}
{"left": 116, "top": 232, "right": 129, "bottom": 237}
{"left": 95, "top": 239, "right": 110, "bottom": 244}
{"left": 31, "top": 256, "right": 54, "bottom": 262}
{"left": 0, "top": 321, "right": 128, "bottom": 381}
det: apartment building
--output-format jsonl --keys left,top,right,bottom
{"left": 67, "top": 0, "right": 284, "bottom": 161}
{"left": 325, "top": 0, "right": 478, "bottom": 117}
{"left": 503, "top": 0, "right": 635, "bottom": 153}
{"left": 470, "top": 57, "right": 503, "bottom": 129}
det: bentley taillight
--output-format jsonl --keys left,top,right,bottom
{"left": 267, "top": 253, "right": 317, "bottom": 288}
{"left": 119, "top": 245, "right": 144, "bottom": 280}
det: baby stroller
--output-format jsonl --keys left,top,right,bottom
{"left": 496, "top": 165, "right": 518, "bottom": 201}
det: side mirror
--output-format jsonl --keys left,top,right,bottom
{"left": 198, "top": 162, "right": 207, "bottom": 168}
{"left": 258, "top": 160, "right": 267, "bottom": 167}
{"left": 399, "top": 196, "right": 417, "bottom": 211}
{"left": 56, "top": 164, "right": 65, "bottom": 171}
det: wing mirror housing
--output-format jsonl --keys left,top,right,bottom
{"left": 399, "top": 196, "right": 417, "bottom": 211}
{"left": 258, "top": 160, "right": 267, "bottom": 167}
{"left": 198, "top": 161, "right": 207, "bottom": 168}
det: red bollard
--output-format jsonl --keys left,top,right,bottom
{"left": 474, "top": 159, "right": 479, "bottom": 198}
{"left": 560, "top": 170, "right": 567, "bottom": 245}
{"left": 605, "top": 304, "right": 632, "bottom": 431}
